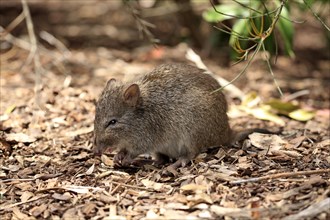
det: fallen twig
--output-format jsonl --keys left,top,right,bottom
{"left": 0, "top": 195, "right": 48, "bottom": 211}
{"left": 111, "top": 180, "right": 155, "bottom": 192}
{"left": 283, "top": 90, "right": 310, "bottom": 102}
{"left": 0, "top": 12, "right": 25, "bottom": 37}
{"left": 0, "top": 173, "right": 63, "bottom": 183}
{"left": 39, "top": 31, "right": 71, "bottom": 55}
{"left": 0, "top": 178, "right": 34, "bottom": 183}
{"left": 230, "top": 168, "right": 330, "bottom": 184}
{"left": 282, "top": 198, "right": 330, "bottom": 220}
{"left": 1, "top": 25, "right": 57, "bottom": 58}
{"left": 21, "top": 0, "right": 39, "bottom": 69}
{"left": 36, "top": 185, "right": 105, "bottom": 194}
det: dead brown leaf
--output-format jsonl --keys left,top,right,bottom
{"left": 52, "top": 192, "right": 72, "bottom": 201}
{"left": 29, "top": 203, "right": 48, "bottom": 217}
{"left": 5, "top": 132, "right": 36, "bottom": 143}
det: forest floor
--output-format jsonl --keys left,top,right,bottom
{"left": 1, "top": 1, "right": 330, "bottom": 220}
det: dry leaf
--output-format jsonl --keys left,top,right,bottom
{"left": 317, "top": 139, "right": 330, "bottom": 149}
{"left": 52, "top": 192, "right": 72, "bottom": 201}
{"left": 287, "top": 136, "right": 305, "bottom": 148}
{"left": 70, "top": 151, "right": 89, "bottom": 160}
{"left": 214, "top": 148, "right": 226, "bottom": 159}
{"left": 165, "top": 202, "right": 190, "bottom": 210}
{"left": 85, "top": 163, "right": 95, "bottom": 175}
{"left": 275, "top": 150, "right": 302, "bottom": 158}
{"left": 180, "top": 184, "right": 207, "bottom": 192}
{"left": 249, "top": 133, "right": 287, "bottom": 152}
{"left": 163, "top": 209, "right": 198, "bottom": 219}
{"left": 103, "top": 216, "right": 126, "bottom": 220}
{"left": 12, "top": 207, "right": 29, "bottom": 219}
{"left": 97, "top": 170, "right": 130, "bottom": 179}
{"left": 52, "top": 116, "right": 68, "bottom": 126}
{"left": 82, "top": 203, "right": 96, "bottom": 215}
{"left": 8, "top": 164, "right": 20, "bottom": 172}
{"left": 187, "top": 193, "right": 213, "bottom": 205}
{"left": 62, "top": 207, "right": 78, "bottom": 220}
{"left": 101, "top": 154, "right": 114, "bottom": 166}
{"left": 141, "top": 179, "right": 166, "bottom": 191}
{"left": 5, "top": 132, "right": 36, "bottom": 143}
{"left": 210, "top": 205, "right": 250, "bottom": 218}
{"left": 20, "top": 191, "right": 34, "bottom": 202}
{"left": 29, "top": 203, "right": 47, "bottom": 217}
{"left": 193, "top": 203, "right": 209, "bottom": 210}
{"left": 198, "top": 210, "right": 212, "bottom": 218}
{"left": 145, "top": 209, "right": 160, "bottom": 219}
{"left": 212, "top": 172, "right": 238, "bottom": 182}
{"left": 126, "top": 189, "right": 141, "bottom": 197}
{"left": 46, "top": 178, "right": 59, "bottom": 188}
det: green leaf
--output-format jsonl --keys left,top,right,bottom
{"left": 202, "top": 4, "right": 246, "bottom": 23}
{"left": 239, "top": 105, "right": 286, "bottom": 126}
{"left": 241, "top": 91, "right": 260, "bottom": 107}
{"left": 277, "top": 6, "right": 295, "bottom": 58}
{"left": 266, "top": 99, "right": 315, "bottom": 121}
{"left": 265, "top": 99, "right": 299, "bottom": 114}
{"left": 289, "top": 109, "right": 315, "bottom": 121}
{"left": 229, "top": 18, "right": 250, "bottom": 59}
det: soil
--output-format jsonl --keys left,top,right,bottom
{"left": 1, "top": 1, "right": 329, "bottom": 219}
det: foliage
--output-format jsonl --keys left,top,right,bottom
{"left": 203, "top": 0, "right": 329, "bottom": 96}
{"left": 203, "top": 0, "right": 329, "bottom": 60}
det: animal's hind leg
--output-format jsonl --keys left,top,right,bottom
{"left": 164, "top": 157, "right": 191, "bottom": 176}
{"left": 171, "top": 157, "right": 190, "bottom": 168}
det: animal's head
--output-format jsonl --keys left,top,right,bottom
{"left": 93, "top": 78, "right": 142, "bottom": 155}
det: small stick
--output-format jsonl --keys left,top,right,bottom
{"left": 109, "top": 182, "right": 122, "bottom": 195}
{"left": 0, "top": 195, "right": 48, "bottom": 211}
{"left": 0, "top": 173, "right": 63, "bottom": 183}
{"left": 0, "top": 25, "right": 57, "bottom": 58}
{"left": 111, "top": 180, "right": 154, "bottom": 191}
{"left": 284, "top": 90, "right": 310, "bottom": 102}
{"left": 21, "top": 0, "right": 38, "bottom": 68}
{"left": 0, "top": 178, "right": 34, "bottom": 183}
{"left": 1, "top": 12, "right": 25, "bottom": 37}
{"left": 39, "top": 31, "right": 71, "bottom": 56}
{"left": 230, "top": 168, "right": 330, "bottom": 184}
{"left": 21, "top": 0, "right": 45, "bottom": 110}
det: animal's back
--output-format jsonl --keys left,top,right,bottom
{"left": 136, "top": 64, "right": 231, "bottom": 159}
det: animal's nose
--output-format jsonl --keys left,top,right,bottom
{"left": 93, "top": 136, "right": 102, "bottom": 156}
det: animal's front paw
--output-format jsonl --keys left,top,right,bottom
{"left": 114, "top": 150, "right": 133, "bottom": 167}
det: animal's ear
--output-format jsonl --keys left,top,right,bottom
{"left": 123, "top": 84, "right": 140, "bottom": 107}
{"left": 105, "top": 78, "right": 116, "bottom": 89}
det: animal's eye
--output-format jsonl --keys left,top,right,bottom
{"left": 107, "top": 119, "right": 117, "bottom": 127}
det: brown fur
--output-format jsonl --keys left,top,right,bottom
{"left": 93, "top": 63, "right": 264, "bottom": 167}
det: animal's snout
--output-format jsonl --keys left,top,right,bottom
{"left": 93, "top": 136, "right": 102, "bottom": 156}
